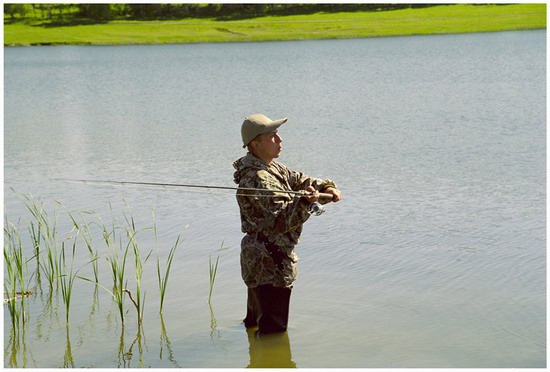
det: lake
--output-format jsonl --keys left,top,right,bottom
{"left": 3, "top": 30, "right": 546, "bottom": 368}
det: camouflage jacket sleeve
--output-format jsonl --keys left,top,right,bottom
{"left": 281, "top": 165, "right": 338, "bottom": 195}
{"left": 234, "top": 154, "right": 338, "bottom": 241}
{"left": 240, "top": 168, "right": 312, "bottom": 235}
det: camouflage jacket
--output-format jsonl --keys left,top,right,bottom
{"left": 233, "top": 153, "right": 337, "bottom": 288}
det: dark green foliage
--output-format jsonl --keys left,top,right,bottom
{"left": 78, "top": 4, "right": 112, "bottom": 20}
{"left": 5, "top": 3, "right": 440, "bottom": 24}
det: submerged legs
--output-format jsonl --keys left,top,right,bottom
{"left": 244, "top": 284, "right": 291, "bottom": 334}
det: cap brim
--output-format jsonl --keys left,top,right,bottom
{"left": 242, "top": 117, "right": 288, "bottom": 148}
{"left": 261, "top": 117, "right": 287, "bottom": 134}
{"left": 271, "top": 117, "right": 288, "bottom": 127}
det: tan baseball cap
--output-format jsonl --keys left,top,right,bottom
{"left": 241, "top": 113, "right": 288, "bottom": 148}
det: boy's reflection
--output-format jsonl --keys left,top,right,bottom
{"left": 246, "top": 328, "right": 296, "bottom": 368}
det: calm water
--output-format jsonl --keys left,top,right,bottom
{"left": 3, "top": 30, "right": 546, "bottom": 367}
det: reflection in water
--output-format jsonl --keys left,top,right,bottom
{"left": 209, "top": 302, "right": 220, "bottom": 338}
{"left": 63, "top": 326, "right": 74, "bottom": 368}
{"left": 246, "top": 329, "right": 296, "bottom": 368}
{"left": 36, "top": 290, "right": 58, "bottom": 342}
{"left": 5, "top": 298, "right": 30, "bottom": 367}
{"left": 117, "top": 326, "right": 146, "bottom": 368}
{"left": 5, "top": 325, "right": 28, "bottom": 367}
{"left": 128, "top": 329, "right": 146, "bottom": 367}
{"left": 160, "top": 315, "right": 181, "bottom": 367}
{"left": 117, "top": 326, "right": 126, "bottom": 367}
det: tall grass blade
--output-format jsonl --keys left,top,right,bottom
{"left": 18, "top": 192, "right": 61, "bottom": 290}
{"left": 68, "top": 211, "right": 100, "bottom": 284}
{"left": 209, "top": 240, "right": 228, "bottom": 304}
{"left": 3, "top": 215, "right": 30, "bottom": 329}
{"left": 157, "top": 234, "right": 182, "bottom": 314}
{"left": 102, "top": 219, "right": 128, "bottom": 325}
{"left": 4, "top": 226, "right": 21, "bottom": 329}
{"left": 59, "top": 234, "right": 97, "bottom": 324}
{"left": 122, "top": 202, "right": 152, "bottom": 326}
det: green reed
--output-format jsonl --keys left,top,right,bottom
{"left": 68, "top": 211, "right": 99, "bottom": 284}
{"left": 4, "top": 218, "right": 24, "bottom": 328}
{"left": 3, "top": 213, "right": 37, "bottom": 331}
{"left": 154, "top": 213, "right": 183, "bottom": 314}
{"left": 127, "top": 227, "right": 146, "bottom": 325}
{"left": 28, "top": 219, "right": 41, "bottom": 280}
{"left": 157, "top": 234, "right": 181, "bottom": 314}
{"left": 208, "top": 254, "right": 219, "bottom": 304}
{"left": 59, "top": 234, "right": 95, "bottom": 324}
{"left": 103, "top": 218, "right": 129, "bottom": 325}
{"left": 6, "top": 192, "right": 186, "bottom": 330}
{"left": 59, "top": 237, "right": 83, "bottom": 323}
{"left": 85, "top": 203, "right": 153, "bottom": 326}
{"left": 208, "top": 241, "right": 227, "bottom": 304}
{"left": 75, "top": 203, "right": 129, "bottom": 324}
{"left": 22, "top": 193, "right": 61, "bottom": 289}
{"left": 58, "top": 239, "right": 74, "bottom": 323}
{"left": 123, "top": 203, "right": 152, "bottom": 325}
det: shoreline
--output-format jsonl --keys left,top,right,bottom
{"left": 4, "top": 28, "right": 547, "bottom": 48}
{"left": 4, "top": 4, "right": 546, "bottom": 47}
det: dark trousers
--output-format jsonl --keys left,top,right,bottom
{"left": 244, "top": 284, "right": 292, "bottom": 334}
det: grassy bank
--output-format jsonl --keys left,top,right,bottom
{"left": 4, "top": 4, "right": 546, "bottom": 46}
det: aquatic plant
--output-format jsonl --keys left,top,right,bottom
{"left": 123, "top": 203, "right": 152, "bottom": 325}
{"left": 22, "top": 193, "right": 61, "bottom": 290}
{"left": 58, "top": 239, "right": 75, "bottom": 323}
{"left": 59, "top": 234, "right": 96, "bottom": 324}
{"left": 157, "top": 235, "right": 181, "bottom": 314}
{"left": 77, "top": 203, "right": 130, "bottom": 325}
{"left": 80, "top": 203, "right": 154, "bottom": 326}
{"left": 156, "top": 215, "right": 183, "bottom": 314}
{"left": 68, "top": 211, "right": 99, "bottom": 285}
{"left": 208, "top": 254, "right": 220, "bottom": 304}
{"left": 105, "top": 222, "right": 129, "bottom": 325}
{"left": 4, "top": 218, "right": 24, "bottom": 328}
{"left": 3, "top": 211, "right": 37, "bottom": 330}
{"left": 6, "top": 192, "right": 187, "bottom": 334}
{"left": 77, "top": 210, "right": 123, "bottom": 319}
{"left": 28, "top": 219, "right": 41, "bottom": 283}
{"left": 208, "top": 241, "right": 227, "bottom": 304}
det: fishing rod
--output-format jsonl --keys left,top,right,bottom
{"left": 55, "top": 178, "right": 334, "bottom": 205}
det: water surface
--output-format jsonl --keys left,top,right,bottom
{"left": 4, "top": 30, "right": 546, "bottom": 367}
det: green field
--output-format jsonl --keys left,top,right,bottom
{"left": 4, "top": 4, "right": 546, "bottom": 46}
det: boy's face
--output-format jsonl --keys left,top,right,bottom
{"left": 252, "top": 129, "right": 283, "bottom": 163}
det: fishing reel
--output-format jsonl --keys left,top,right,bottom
{"left": 308, "top": 202, "right": 325, "bottom": 216}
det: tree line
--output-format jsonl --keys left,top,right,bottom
{"left": 5, "top": 3, "right": 438, "bottom": 22}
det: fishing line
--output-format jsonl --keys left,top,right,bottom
{"left": 55, "top": 178, "right": 328, "bottom": 215}
{"left": 54, "top": 179, "right": 315, "bottom": 199}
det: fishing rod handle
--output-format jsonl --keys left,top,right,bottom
{"left": 317, "top": 192, "right": 335, "bottom": 202}
{"left": 300, "top": 190, "right": 333, "bottom": 202}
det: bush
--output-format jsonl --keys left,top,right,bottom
{"left": 4, "top": 4, "right": 31, "bottom": 19}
